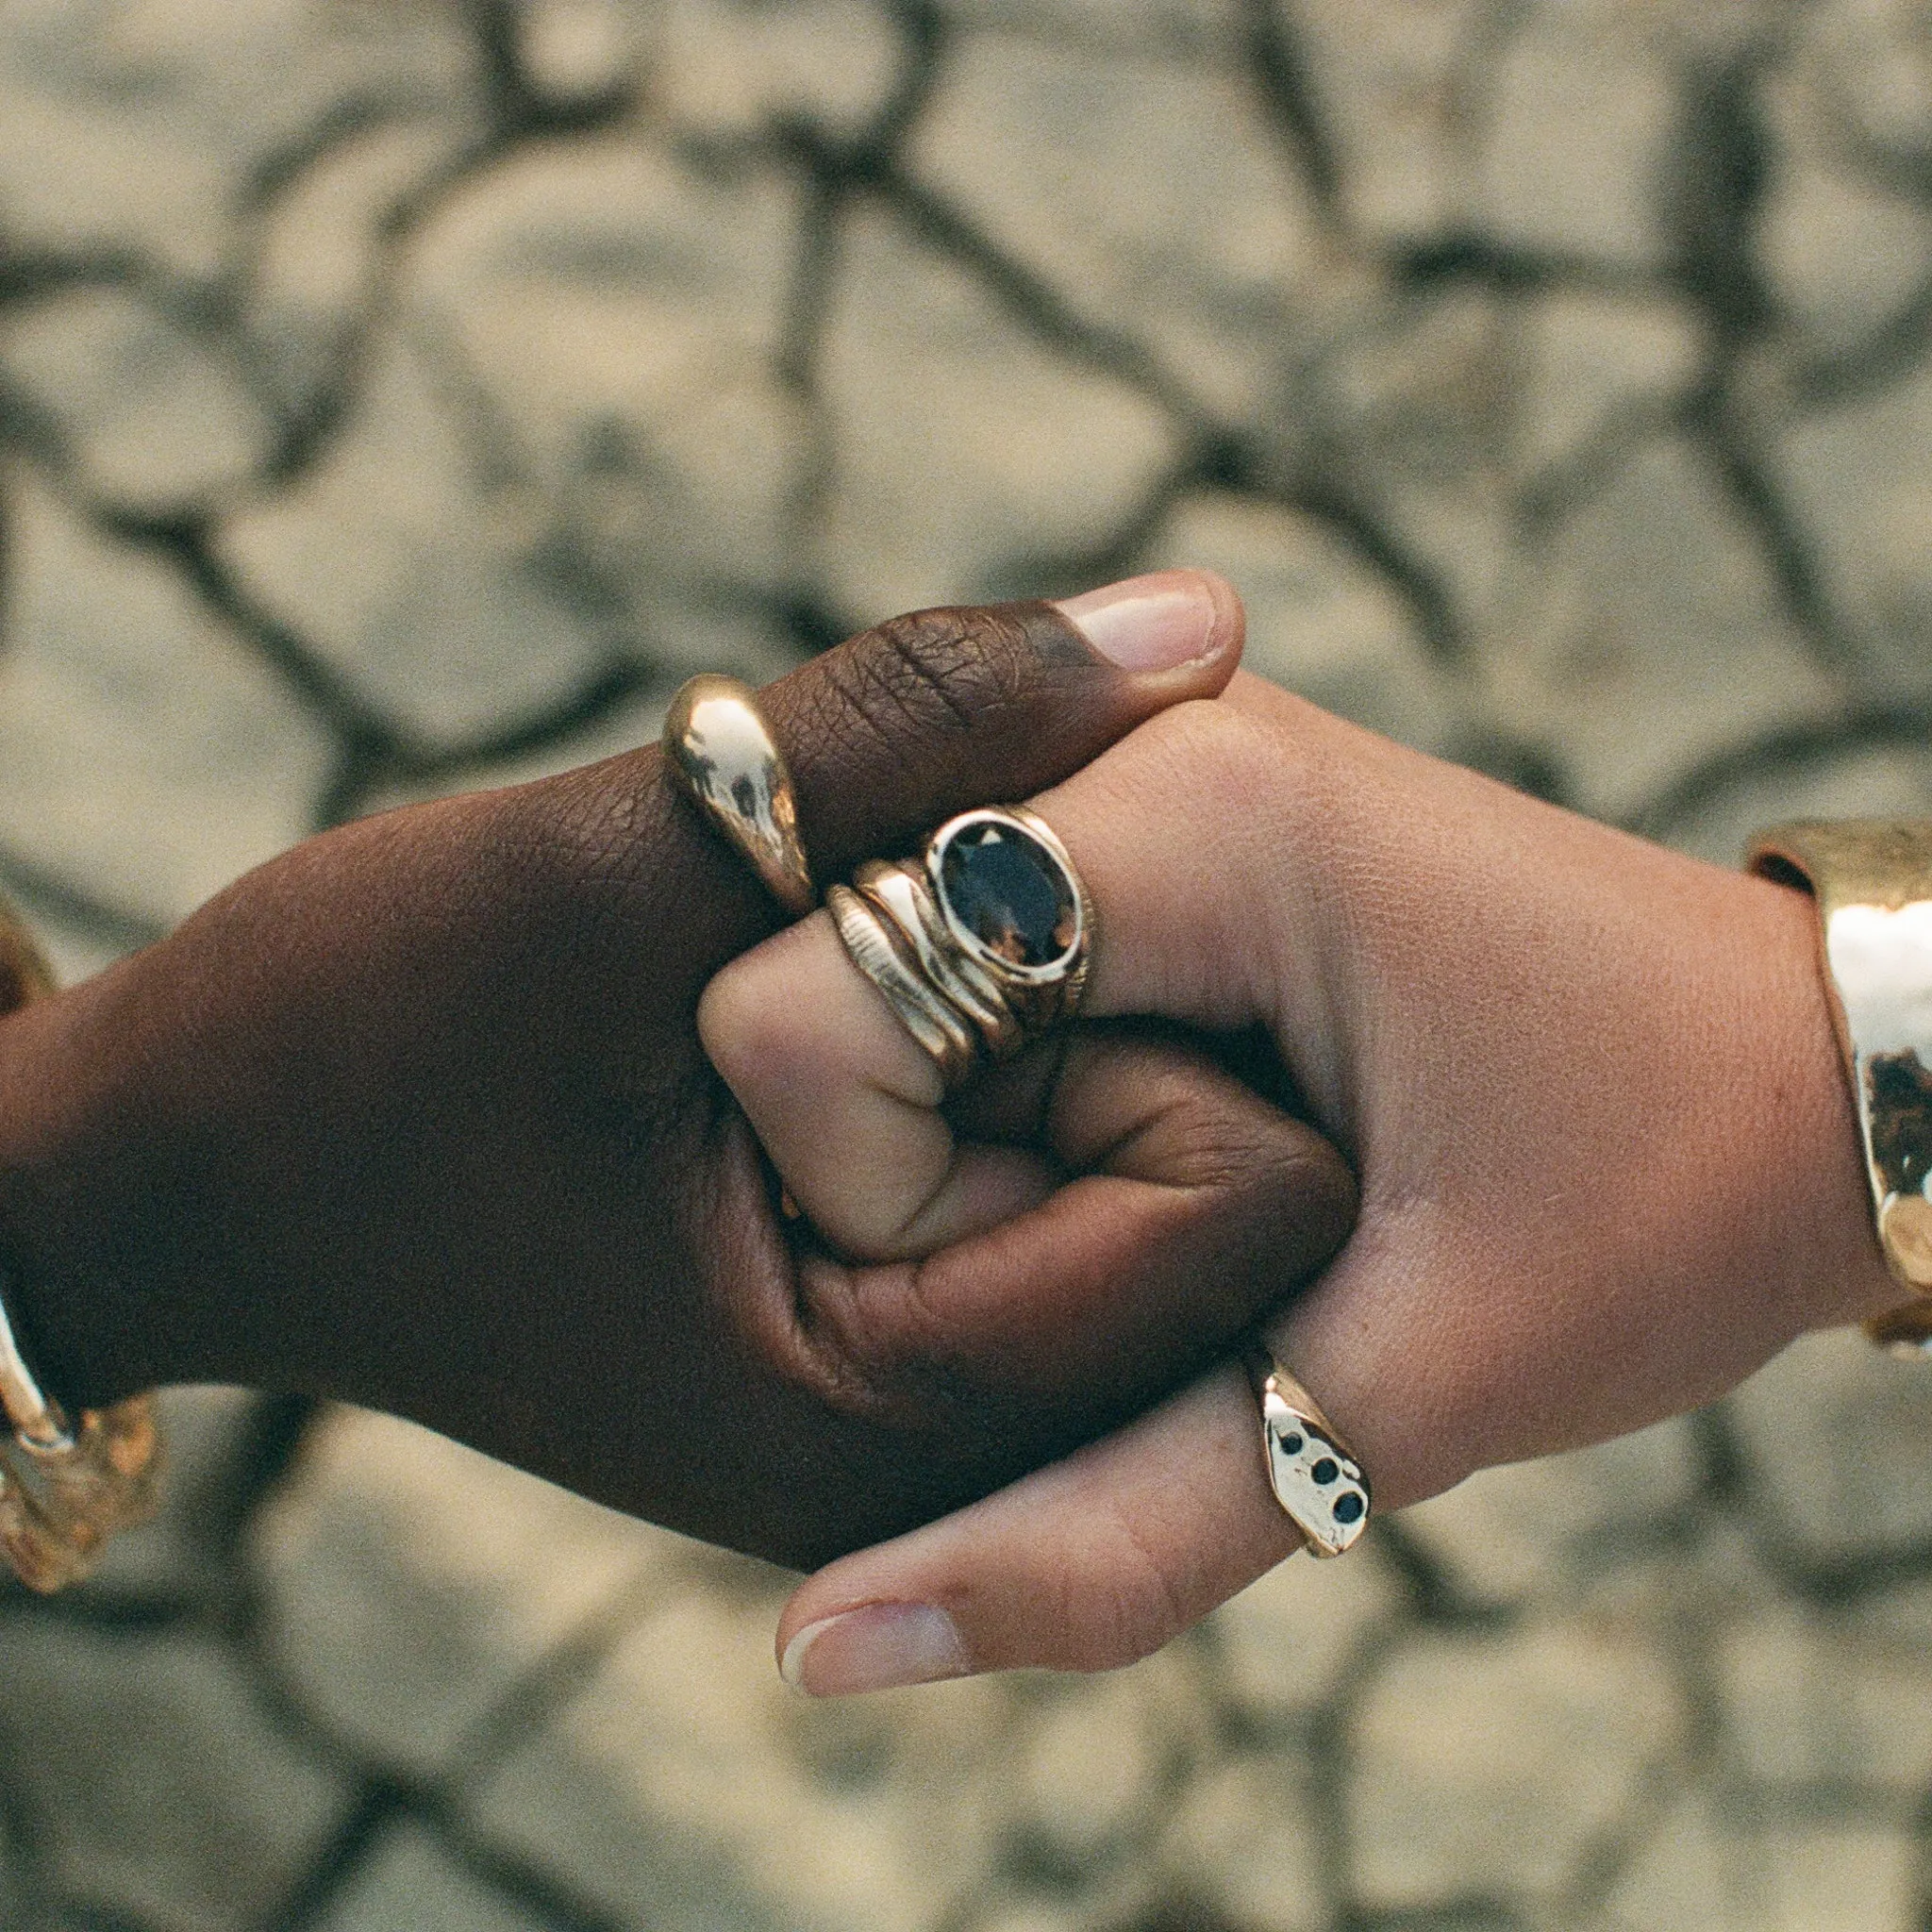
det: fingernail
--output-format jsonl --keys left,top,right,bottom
{"left": 1053, "top": 569, "right": 1235, "bottom": 672}
{"left": 780, "top": 1602, "right": 969, "bottom": 1697}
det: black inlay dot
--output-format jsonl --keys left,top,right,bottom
{"left": 938, "top": 822, "right": 1077, "bottom": 969}
{"left": 1279, "top": 1431, "right": 1304, "bottom": 1456}
{"left": 1333, "top": 1491, "right": 1365, "bottom": 1524}
{"left": 1310, "top": 1457, "right": 1339, "bottom": 1485}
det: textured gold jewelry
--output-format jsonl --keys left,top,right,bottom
{"left": 662, "top": 675, "right": 815, "bottom": 917}
{"left": 1243, "top": 1345, "right": 1370, "bottom": 1557}
{"left": 829, "top": 806, "right": 1094, "bottom": 1091}
{"left": 1749, "top": 820, "right": 1932, "bottom": 1353}
{"left": 850, "top": 860, "right": 1024, "bottom": 1062}
{"left": 825, "top": 884, "right": 980, "bottom": 1090}
{"left": 0, "top": 898, "right": 160, "bottom": 1591}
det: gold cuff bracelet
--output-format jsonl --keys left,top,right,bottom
{"left": 1749, "top": 819, "right": 1932, "bottom": 1354}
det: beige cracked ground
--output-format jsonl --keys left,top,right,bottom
{"left": 4, "top": 3, "right": 1932, "bottom": 1928}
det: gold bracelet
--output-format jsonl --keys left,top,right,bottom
{"left": 1748, "top": 820, "right": 1932, "bottom": 1354}
{"left": 0, "top": 900, "right": 160, "bottom": 1590}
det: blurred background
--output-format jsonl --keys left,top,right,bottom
{"left": 5, "top": 0, "right": 1932, "bottom": 1926}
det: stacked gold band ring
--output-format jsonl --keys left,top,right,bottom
{"left": 1244, "top": 1346, "right": 1371, "bottom": 1557}
{"left": 829, "top": 807, "right": 1094, "bottom": 1092}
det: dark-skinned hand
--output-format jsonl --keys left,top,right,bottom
{"left": 0, "top": 572, "right": 1356, "bottom": 1570}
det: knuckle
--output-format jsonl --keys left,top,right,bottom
{"left": 1245, "top": 1127, "right": 1358, "bottom": 1256}
{"left": 1197, "top": 701, "right": 1310, "bottom": 815}
{"left": 1100, "top": 698, "right": 1292, "bottom": 827}
{"left": 822, "top": 607, "right": 1037, "bottom": 755}
{"left": 692, "top": 956, "right": 762, "bottom": 1089}
{"left": 1157, "top": 1065, "right": 1274, "bottom": 1167}
{"left": 1055, "top": 1519, "right": 1195, "bottom": 1674}
{"left": 1127, "top": 693, "right": 1336, "bottom": 906}
{"left": 799, "top": 1259, "right": 987, "bottom": 1422}
{"left": 782, "top": 1254, "right": 982, "bottom": 1431}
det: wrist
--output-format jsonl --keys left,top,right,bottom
{"left": 0, "top": 962, "right": 200, "bottom": 1408}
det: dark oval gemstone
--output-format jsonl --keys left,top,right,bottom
{"left": 1279, "top": 1432, "right": 1305, "bottom": 1456}
{"left": 1310, "top": 1457, "right": 1339, "bottom": 1486}
{"left": 1333, "top": 1491, "right": 1364, "bottom": 1524}
{"left": 937, "top": 820, "right": 1077, "bottom": 970}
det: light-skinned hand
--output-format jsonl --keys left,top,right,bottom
{"left": 701, "top": 656, "right": 1901, "bottom": 1691}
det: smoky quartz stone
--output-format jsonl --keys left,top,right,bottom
{"left": 936, "top": 819, "right": 1078, "bottom": 971}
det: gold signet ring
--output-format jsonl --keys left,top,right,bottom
{"left": 1243, "top": 1345, "right": 1370, "bottom": 1558}
{"left": 663, "top": 675, "right": 816, "bottom": 918}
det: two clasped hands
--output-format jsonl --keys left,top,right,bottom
{"left": 0, "top": 572, "right": 1899, "bottom": 1690}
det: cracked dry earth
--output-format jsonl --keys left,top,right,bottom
{"left": 8, "top": 2, "right": 1932, "bottom": 1929}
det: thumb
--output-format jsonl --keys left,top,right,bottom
{"left": 770, "top": 1171, "right": 1824, "bottom": 1690}
{"left": 769, "top": 570, "right": 1246, "bottom": 878}
{"left": 515, "top": 570, "right": 1251, "bottom": 1058}
{"left": 766, "top": 1222, "right": 1438, "bottom": 1691}
{"left": 634, "top": 570, "right": 1247, "bottom": 977}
